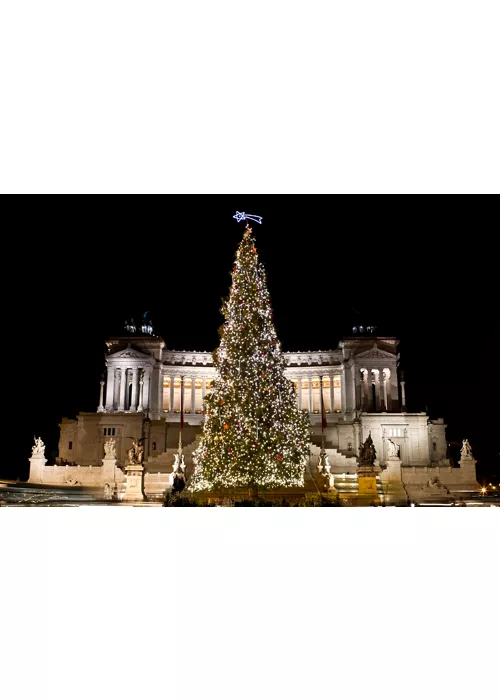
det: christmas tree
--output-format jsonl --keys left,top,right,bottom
{"left": 190, "top": 225, "right": 311, "bottom": 492}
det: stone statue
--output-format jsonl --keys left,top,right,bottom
{"left": 104, "top": 483, "right": 113, "bottom": 500}
{"left": 173, "top": 451, "right": 186, "bottom": 473}
{"left": 387, "top": 438, "right": 400, "bottom": 459}
{"left": 358, "top": 432, "right": 376, "bottom": 465}
{"left": 423, "top": 476, "right": 450, "bottom": 494}
{"left": 32, "top": 436, "right": 45, "bottom": 457}
{"left": 460, "top": 439, "right": 473, "bottom": 460}
{"left": 104, "top": 438, "right": 116, "bottom": 459}
{"left": 126, "top": 437, "right": 145, "bottom": 465}
{"left": 318, "top": 449, "right": 331, "bottom": 475}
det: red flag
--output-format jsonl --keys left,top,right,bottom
{"left": 320, "top": 379, "right": 327, "bottom": 430}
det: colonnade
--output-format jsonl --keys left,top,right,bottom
{"left": 359, "top": 368, "right": 392, "bottom": 412}
{"left": 100, "top": 367, "right": 150, "bottom": 412}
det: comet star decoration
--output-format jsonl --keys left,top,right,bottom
{"left": 233, "top": 211, "right": 263, "bottom": 224}
{"left": 190, "top": 224, "right": 310, "bottom": 491}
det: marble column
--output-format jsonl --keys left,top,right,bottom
{"left": 130, "top": 368, "right": 139, "bottom": 412}
{"left": 118, "top": 368, "right": 127, "bottom": 411}
{"left": 308, "top": 376, "right": 313, "bottom": 413}
{"left": 374, "top": 370, "right": 381, "bottom": 411}
{"left": 329, "top": 373, "right": 335, "bottom": 414}
{"left": 105, "top": 366, "right": 115, "bottom": 410}
{"left": 202, "top": 376, "right": 207, "bottom": 404}
{"left": 298, "top": 377, "right": 302, "bottom": 411}
{"left": 143, "top": 368, "right": 151, "bottom": 413}
{"left": 157, "top": 371, "right": 163, "bottom": 414}
{"left": 381, "top": 371, "right": 388, "bottom": 411}
{"left": 137, "top": 374, "right": 144, "bottom": 412}
{"left": 170, "top": 375, "right": 175, "bottom": 413}
{"left": 191, "top": 376, "right": 196, "bottom": 413}
{"left": 362, "top": 370, "right": 369, "bottom": 411}
{"left": 98, "top": 379, "right": 105, "bottom": 412}
{"left": 401, "top": 380, "right": 407, "bottom": 411}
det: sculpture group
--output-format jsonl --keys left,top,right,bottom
{"left": 126, "top": 438, "right": 144, "bottom": 465}
{"left": 32, "top": 436, "right": 45, "bottom": 457}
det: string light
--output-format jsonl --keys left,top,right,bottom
{"left": 233, "top": 211, "right": 263, "bottom": 224}
{"left": 190, "top": 226, "right": 310, "bottom": 491}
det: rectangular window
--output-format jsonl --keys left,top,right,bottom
{"left": 112, "top": 428, "right": 116, "bottom": 436}
{"left": 68, "top": 441, "right": 73, "bottom": 450}
{"left": 152, "top": 441, "right": 156, "bottom": 450}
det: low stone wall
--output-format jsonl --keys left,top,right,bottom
{"left": 34, "top": 464, "right": 104, "bottom": 486}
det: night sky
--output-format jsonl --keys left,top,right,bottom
{"left": 10, "top": 198, "right": 497, "bottom": 483}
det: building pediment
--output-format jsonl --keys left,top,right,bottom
{"left": 355, "top": 344, "right": 395, "bottom": 360}
{"left": 108, "top": 344, "right": 152, "bottom": 361}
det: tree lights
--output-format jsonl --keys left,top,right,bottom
{"left": 190, "top": 225, "right": 310, "bottom": 491}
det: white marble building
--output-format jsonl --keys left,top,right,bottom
{"left": 38, "top": 329, "right": 478, "bottom": 503}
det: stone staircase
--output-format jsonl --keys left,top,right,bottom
{"left": 309, "top": 445, "right": 358, "bottom": 473}
{"left": 146, "top": 437, "right": 199, "bottom": 480}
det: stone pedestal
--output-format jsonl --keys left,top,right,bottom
{"left": 102, "top": 458, "right": 117, "bottom": 485}
{"left": 102, "top": 457, "right": 118, "bottom": 499}
{"left": 355, "top": 465, "right": 381, "bottom": 506}
{"left": 122, "top": 464, "right": 145, "bottom": 502}
{"left": 458, "top": 456, "right": 479, "bottom": 487}
{"left": 28, "top": 456, "right": 47, "bottom": 484}
{"left": 381, "top": 458, "right": 408, "bottom": 505}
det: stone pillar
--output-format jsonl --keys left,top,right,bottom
{"left": 374, "top": 370, "right": 381, "bottom": 411}
{"left": 202, "top": 376, "right": 207, "bottom": 404}
{"left": 97, "top": 379, "right": 105, "bottom": 412}
{"left": 137, "top": 374, "right": 144, "bottom": 412}
{"left": 362, "top": 370, "right": 369, "bottom": 411}
{"left": 170, "top": 375, "right": 175, "bottom": 413}
{"left": 330, "top": 373, "right": 335, "bottom": 414}
{"left": 181, "top": 376, "right": 185, "bottom": 416}
{"left": 118, "top": 367, "right": 127, "bottom": 411}
{"left": 191, "top": 376, "right": 196, "bottom": 414}
{"left": 105, "top": 366, "right": 115, "bottom": 410}
{"left": 130, "top": 368, "right": 139, "bottom": 412}
{"left": 143, "top": 368, "right": 151, "bottom": 413}
{"left": 340, "top": 370, "right": 347, "bottom": 413}
{"left": 381, "top": 371, "right": 388, "bottom": 411}
{"left": 157, "top": 371, "right": 163, "bottom": 416}
{"left": 401, "top": 379, "right": 407, "bottom": 411}
{"left": 298, "top": 377, "right": 303, "bottom": 411}
{"left": 308, "top": 376, "right": 313, "bottom": 413}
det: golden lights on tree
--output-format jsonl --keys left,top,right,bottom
{"left": 190, "top": 225, "right": 311, "bottom": 491}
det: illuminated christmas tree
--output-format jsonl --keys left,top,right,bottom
{"left": 190, "top": 225, "right": 310, "bottom": 492}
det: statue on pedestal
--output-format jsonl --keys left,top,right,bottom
{"left": 104, "top": 437, "right": 116, "bottom": 459}
{"left": 460, "top": 439, "right": 473, "bottom": 460}
{"left": 32, "top": 436, "right": 45, "bottom": 457}
{"left": 126, "top": 437, "right": 145, "bottom": 465}
{"left": 387, "top": 438, "right": 400, "bottom": 459}
{"left": 358, "top": 432, "right": 376, "bottom": 465}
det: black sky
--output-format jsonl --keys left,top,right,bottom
{"left": 9, "top": 197, "right": 498, "bottom": 482}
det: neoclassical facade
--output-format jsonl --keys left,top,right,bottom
{"left": 59, "top": 332, "right": 430, "bottom": 466}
